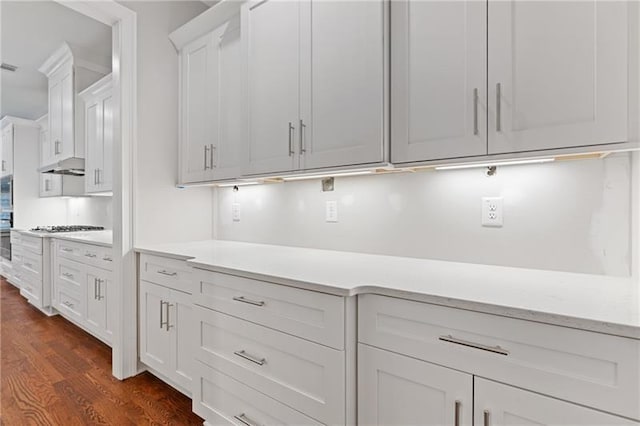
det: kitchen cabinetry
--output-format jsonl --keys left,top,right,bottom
{"left": 37, "top": 115, "right": 63, "bottom": 197}
{"left": 171, "top": 6, "right": 244, "bottom": 185}
{"left": 11, "top": 232, "right": 55, "bottom": 315}
{"left": 1, "top": 124, "right": 14, "bottom": 177}
{"left": 38, "top": 42, "right": 109, "bottom": 170}
{"left": 243, "top": 0, "right": 386, "bottom": 176}
{"left": 392, "top": 0, "right": 633, "bottom": 164}
{"left": 53, "top": 239, "right": 115, "bottom": 345}
{"left": 358, "top": 294, "right": 640, "bottom": 423}
{"left": 139, "top": 254, "right": 194, "bottom": 394}
{"left": 80, "top": 74, "right": 113, "bottom": 193}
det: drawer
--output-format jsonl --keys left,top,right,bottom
{"left": 96, "top": 248, "right": 114, "bottom": 271}
{"left": 55, "top": 258, "right": 84, "bottom": 293}
{"left": 194, "top": 269, "right": 345, "bottom": 349}
{"left": 193, "top": 361, "right": 322, "bottom": 426}
{"left": 19, "top": 234, "right": 42, "bottom": 254}
{"left": 57, "top": 240, "right": 113, "bottom": 271}
{"left": 10, "top": 231, "right": 21, "bottom": 245}
{"left": 358, "top": 294, "right": 640, "bottom": 421}
{"left": 140, "top": 254, "right": 191, "bottom": 293}
{"left": 58, "top": 240, "right": 83, "bottom": 261}
{"left": 195, "top": 306, "right": 345, "bottom": 425}
{"left": 56, "top": 287, "right": 83, "bottom": 322}
{"left": 17, "top": 269, "right": 41, "bottom": 301}
{"left": 19, "top": 250, "right": 42, "bottom": 278}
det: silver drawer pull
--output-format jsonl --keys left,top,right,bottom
{"left": 24, "top": 263, "right": 33, "bottom": 269}
{"left": 84, "top": 253, "right": 97, "bottom": 258}
{"left": 438, "top": 335, "right": 509, "bottom": 356}
{"left": 62, "top": 272, "right": 74, "bottom": 279}
{"left": 63, "top": 301, "right": 74, "bottom": 308}
{"left": 232, "top": 296, "right": 265, "bottom": 307}
{"left": 103, "top": 257, "right": 112, "bottom": 262}
{"left": 62, "top": 248, "right": 73, "bottom": 253}
{"left": 157, "top": 270, "right": 177, "bottom": 277}
{"left": 234, "top": 413, "right": 258, "bottom": 426}
{"left": 233, "top": 350, "right": 266, "bottom": 366}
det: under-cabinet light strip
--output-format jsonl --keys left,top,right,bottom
{"left": 434, "top": 158, "right": 555, "bottom": 171}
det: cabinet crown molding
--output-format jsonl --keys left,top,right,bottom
{"left": 38, "top": 42, "right": 111, "bottom": 77}
{"left": 78, "top": 73, "right": 113, "bottom": 102}
{"left": 169, "top": 0, "right": 245, "bottom": 51}
{"left": 0, "top": 116, "right": 39, "bottom": 130}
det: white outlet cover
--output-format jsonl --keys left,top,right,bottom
{"left": 326, "top": 200, "right": 338, "bottom": 223}
{"left": 232, "top": 203, "right": 241, "bottom": 222}
{"left": 482, "top": 197, "right": 503, "bottom": 227}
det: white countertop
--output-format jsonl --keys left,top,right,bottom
{"left": 15, "top": 229, "right": 113, "bottom": 248}
{"left": 135, "top": 240, "right": 640, "bottom": 340}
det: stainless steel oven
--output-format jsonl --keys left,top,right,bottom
{"left": 1, "top": 176, "right": 13, "bottom": 261}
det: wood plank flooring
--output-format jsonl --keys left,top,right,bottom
{"left": 0, "top": 277, "right": 203, "bottom": 425}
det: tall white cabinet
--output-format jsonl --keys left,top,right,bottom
{"left": 1, "top": 124, "right": 14, "bottom": 177}
{"left": 80, "top": 74, "right": 113, "bottom": 194}
{"left": 244, "top": 0, "right": 387, "bottom": 175}
{"left": 392, "top": 0, "right": 633, "bottom": 164}
{"left": 173, "top": 9, "right": 244, "bottom": 185}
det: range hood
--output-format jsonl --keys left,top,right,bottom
{"left": 38, "top": 157, "right": 85, "bottom": 176}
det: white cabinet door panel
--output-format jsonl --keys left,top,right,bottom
{"left": 475, "top": 378, "right": 638, "bottom": 426}
{"left": 488, "top": 1, "right": 628, "bottom": 153}
{"left": 392, "top": 0, "right": 487, "bottom": 163}
{"left": 139, "top": 280, "right": 173, "bottom": 373}
{"left": 300, "top": 0, "right": 385, "bottom": 170}
{"left": 172, "top": 289, "right": 194, "bottom": 391}
{"left": 60, "top": 70, "right": 74, "bottom": 159}
{"left": 246, "top": 0, "right": 299, "bottom": 175}
{"left": 358, "top": 344, "right": 473, "bottom": 426}
{"left": 101, "top": 95, "right": 114, "bottom": 190}
{"left": 85, "top": 101, "right": 100, "bottom": 193}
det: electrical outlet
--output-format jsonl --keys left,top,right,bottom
{"left": 232, "top": 203, "right": 241, "bottom": 222}
{"left": 326, "top": 200, "right": 338, "bottom": 223}
{"left": 482, "top": 197, "right": 503, "bottom": 227}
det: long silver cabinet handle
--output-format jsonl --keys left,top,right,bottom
{"left": 204, "top": 145, "right": 210, "bottom": 170}
{"left": 455, "top": 400, "right": 461, "bottom": 426}
{"left": 288, "top": 122, "right": 295, "bottom": 156}
{"left": 234, "top": 350, "right": 266, "bottom": 366}
{"left": 438, "top": 335, "right": 509, "bottom": 356}
{"left": 159, "top": 300, "right": 165, "bottom": 329}
{"left": 234, "top": 413, "right": 258, "bottom": 426}
{"left": 94, "top": 278, "right": 99, "bottom": 300}
{"left": 232, "top": 296, "right": 265, "bottom": 307}
{"left": 496, "top": 83, "right": 502, "bottom": 132}
{"left": 484, "top": 410, "right": 490, "bottom": 426}
{"left": 473, "top": 88, "right": 479, "bottom": 135}
{"left": 157, "top": 270, "right": 177, "bottom": 277}
{"left": 299, "top": 119, "right": 306, "bottom": 154}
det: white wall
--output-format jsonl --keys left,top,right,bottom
{"left": 215, "top": 153, "right": 634, "bottom": 276}
{"left": 120, "top": 1, "right": 213, "bottom": 245}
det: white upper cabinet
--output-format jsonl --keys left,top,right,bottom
{"left": 488, "top": 1, "right": 629, "bottom": 154}
{"left": 300, "top": 0, "right": 385, "bottom": 170}
{"left": 1, "top": 124, "right": 13, "bottom": 178}
{"left": 80, "top": 74, "right": 113, "bottom": 193}
{"left": 245, "top": 0, "right": 300, "bottom": 175}
{"left": 245, "top": 0, "right": 387, "bottom": 176}
{"left": 391, "top": 0, "right": 487, "bottom": 163}
{"left": 175, "top": 11, "right": 244, "bottom": 184}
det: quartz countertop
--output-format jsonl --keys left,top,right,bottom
{"left": 15, "top": 229, "right": 113, "bottom": 248}
{"left": 135, "top": 240, "right": 640, "bottom": 339}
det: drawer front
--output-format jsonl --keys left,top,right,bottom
{"left": 96, "top": 248, "right": 114, "bottom": 271}
{"left": 359, "top": 294, "right": 640, "bottom": 421}
{"left": 140, "top": 254, "right": 191, "bottom": 294}
{"left": 195, "top": 306, "right": 345, "bottom": 425}
{"left": 20, "top": 250, "right": 42, "bottom": 278}
{"left": 57, "top": 240, "right": 113, "bottom": 271}
{"left": 20, "top": 235, "right": 42, "bottom": 254}
{"left": 193, "top": 361, "right": 322, "bottom": 426}
{"left": 55, "top": 258, "right": 84, "bottom": 293}
{"left": 10, "top": 231, "right": 21, "bottom": 245}
{"left": 16, "top": 269, "right": 41, "bottom": 299}
{"left": 57, "top": 288, "right": 83, "bottom": 321}
{"left": 58, "top": 240, "right": 83, "bottom": 262}
{"left": 194, "top": 269, "right": 345, "bottom": 349}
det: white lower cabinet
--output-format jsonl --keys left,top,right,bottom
{"left": 358, "top": 343, "right": 472, "bottom": 426}
{"left": 52, "top": 240, "right": 114, "bottom": 345}
{"left": 475, "top": 378, "right": 638, "bottom": 426}
{"left": 139, "top": 279, "right": 195, "bottom": 394}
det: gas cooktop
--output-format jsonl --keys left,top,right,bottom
{"left": 30, "top": 225, "right": 105, "bottom": 233}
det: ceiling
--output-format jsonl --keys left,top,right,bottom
{"left": 0, "top": 1, "right": 112, "bottom": 121}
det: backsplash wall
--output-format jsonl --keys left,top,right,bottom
{"left": 214, "top": 153, "right": 635, "bottom": 276}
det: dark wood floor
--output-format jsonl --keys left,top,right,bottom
{"left": 0, "top": 277, "right": 203, "bottom": 425}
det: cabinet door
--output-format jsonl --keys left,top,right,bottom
{"left": 299, "top": 0, "right": 385, "bottom": 170}
{"left": 1, "top": 126, "right": 13, "bottom": 177}
{"left": 180, "top": 33, "right": 216, "bottom": 184}
{"left": 358, "top": 344, "right": 472, "bottom": 426}
{"left": 49, "top": 77, "right": 63, "bottom": 161}
{"left": 212, "top": 17, "right": 243, "bottom": 181}
{"left": 139, "top": 280, "right": 173, "bottom": 374}
{"left": 39, "top": 174, "right": 62, "bottom": 198}
{"left": 60, "top": 69, "right": 75, "bottom": 159}
{"left": 100, "top": 95, "right": 113, "bottom": 192}
{"left": 102, "top": 272, "right": 115, "bottom": 343}
{"left": 245, "top": 0, "right": 300, "bottom": 175}
{"left": 39, "top": 125, "right": 51, "bottom": 169}
{"left": 85, "top": 100, "right": 101, "bottom": 193}
{"left": 488, "top": 1, "right": 628, "bottom": 154}
{"left": 391, "top": 0, "right": 487, "bottom": 163}
{"left": 86, "top": 269, "right": 106, "bottom": 335}
{"left": 170, "top": 289, "right": 194, "bottom": 391}
{"left": 475, "top": 378, "right": 637, "bottom": 426}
